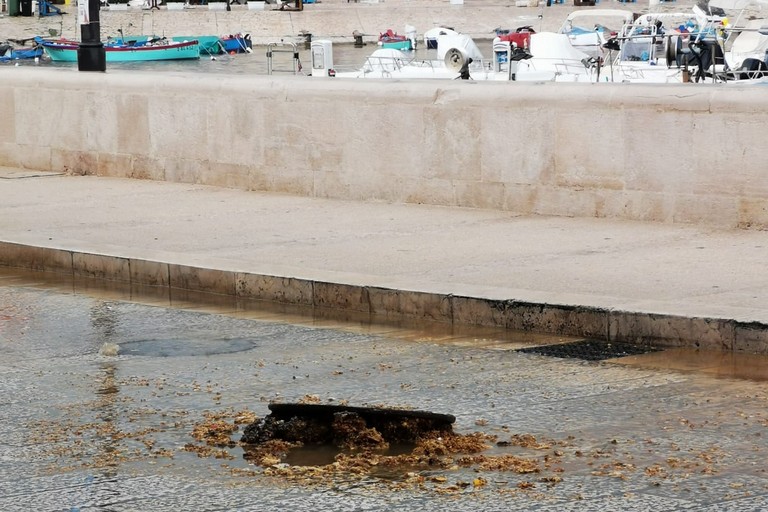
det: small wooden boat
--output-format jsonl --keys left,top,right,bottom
{"left": 42, "top": 38, "right": 200, "bottom": 62}
{"left": 379, "top": 29, "right": 413, "bottom": 51}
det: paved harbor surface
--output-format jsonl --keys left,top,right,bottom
{"left": 1, "top": 172, "right": 768, "bottom": 329}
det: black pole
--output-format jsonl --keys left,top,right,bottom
{"left": 78, "top": 0, "right": 106, "bottom": 71}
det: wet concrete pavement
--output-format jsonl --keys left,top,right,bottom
{"left": 2, "top": 173, "right": 768, "bottom": 351}
{"left": 2, "top": 272, "right": 768, "bottom": 511}
{"left": 2, "top": 173, "right": 768, "bottom": 507}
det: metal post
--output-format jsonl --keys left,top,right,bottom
{"left": 77, "top": 0, "right": 105, "bottom": 71}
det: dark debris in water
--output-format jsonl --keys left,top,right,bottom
{"left": 515, "top": 339, "right": 661, "bottom": 361}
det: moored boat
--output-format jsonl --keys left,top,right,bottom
{"left": 172, "top": 35, "right": 222, "bottom": 55}
{"left": 42, "top": 38, "right": 200, "bottom": 62}
{"left": 0, "top": 40, "right": 44, "bottom": 62}
{"left": 379, "top": 28, "right": 415, "bottom": 51}
{"left": 496, "top": 25, "right": 536, "bottom": 49}
{"left": 424, "top": 27, "right": 457, "bottom": 49}
{"left": 221, "top": 33, "right": 252, "bottom": 54}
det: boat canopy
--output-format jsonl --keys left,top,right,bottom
{"left": 729, "top": 18, "right": 768, "bottom": 63}
{"left": 560, "top": 9, "right": 635, "bottom": 30}
{"left": 435, "top": 33, "right": 484, "bottom": 62}
{"left": 528, "top": 32, "right": 592, "bottom": 61}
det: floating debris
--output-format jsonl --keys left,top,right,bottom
{"left": 98, "top": 342, "right": 120, "bottom": 356}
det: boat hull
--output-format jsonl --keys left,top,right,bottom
{"left": 380, "top": 40, "right": 412, "bottom": 51}
{"left": 43, "top": 40, "right": 200, "bottom": 62}
{"left": 172, "top": 36, "right": 222, "bottom": 55}
{"left": 221, "top": 35, "right": 252, "bottom": 54}
{"left": 0, "top": 46, "right": 44, "bottom": 62}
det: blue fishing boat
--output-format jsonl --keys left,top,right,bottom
{"left": 221, "top": 33, "right": 252, "bottom": 54}
{"left": 0, "top": 39, "right": 44, "bottom": 62}
{"left": 42, "top": 38, "right": 200, "bottom": 62}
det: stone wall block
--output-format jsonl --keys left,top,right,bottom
{"left": 609, "top": 312, "right": 700, "bottom": 348}
{"left": 0, "top": 242, "right": 72, "bottom": 273}
{"left": 73, "top": 253, "right": 131, "bottom": 281}
{"left": 451, "top": 296, "right": 510, "bottom": 328}
{"left": 130, "top": 259, "right": 170, "bottom": 287}
{"left": 505, "top": 302, "right": 608, "bottom": 338}
{"left": 236, "top": 273, "right": 314, "bottom": 305}
{"left": 313, "top": 281, "right": 370, "bottom": 313}
{"left": 368, "top": 288, "right": 451, "bottom": 321}
{"left": 733, "top": 322, "right": 768, "bottom": 354}
{"left": 168, "top": 264, "right": 236, "bottom": 295}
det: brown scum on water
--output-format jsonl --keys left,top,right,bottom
{"left": 28, "top": 394, "right": 737, "bottom": 496}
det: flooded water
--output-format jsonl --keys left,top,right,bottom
{"left": 3, "top": 268, "right": 768, "bottom": 511}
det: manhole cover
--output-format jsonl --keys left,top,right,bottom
{"left": 267, "top": 403, "right": 456, "bottom": 423}
{"left": 118, "top": 337, "right": 256, "bottom": 357}
{"left": 515, "top": 339, "right": 660, "bottom": 361}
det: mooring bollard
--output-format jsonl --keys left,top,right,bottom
{"left": 76, "top": 0, "right": 106, "bottom": 71}
{"left": 353, "top": 30, "right": 364, "bottom": 48}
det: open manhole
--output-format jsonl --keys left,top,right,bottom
{"left": 235, "top": 403, "right": 547, "bottom": 478}
{"left": 515, "top": 339, "right": 661, "bottom": 361}
{"left": 242, "top": 403, "right": 455, "bottom": 446}
{"left": 240, "top": 403, "right": 458, "bottom": 466}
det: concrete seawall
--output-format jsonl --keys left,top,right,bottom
{"left": 2, "top": 68, "right": 768, "bottom": 228}
{"left": 4, "top": 238, "right": 765, "bottom": 353}
{"left": 3, "top": 68, "right": 768, "bottom": 352}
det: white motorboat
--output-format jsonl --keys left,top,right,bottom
{"left": 558, "top": 9, "right": 635, "bottom": 60}
{"left": 707, "top": 0, "right": 768, "bottom": 79}
{"left": 607, "top": 3, "right": 768, "bottom": 83}
{"left": 312, "top": 29, "right": 600, "bottom": 82}
{"left": 315, "top": 32, "right": 506, "bottom": 80}
{"left": 601, "top": 11, "right": 702, "bottom": 83}
{"left": 514, "top": 32, "right": 601, "bottom": 82}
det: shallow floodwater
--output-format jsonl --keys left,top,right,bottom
{"left": 3, "top": 269, "right": 768, "bottom": 511}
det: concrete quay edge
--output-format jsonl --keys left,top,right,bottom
{"left": 2, "top": 239, "right": 766, "bottom": 354}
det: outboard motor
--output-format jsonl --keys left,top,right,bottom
{"left": 405, "top": 25, "right": 417, "bottom": 50}
{"left": 688, "top": 39, "right": 726, "bottom": 82}
{"left": 458, "top": 57, "right": 473, "bottom": 79}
